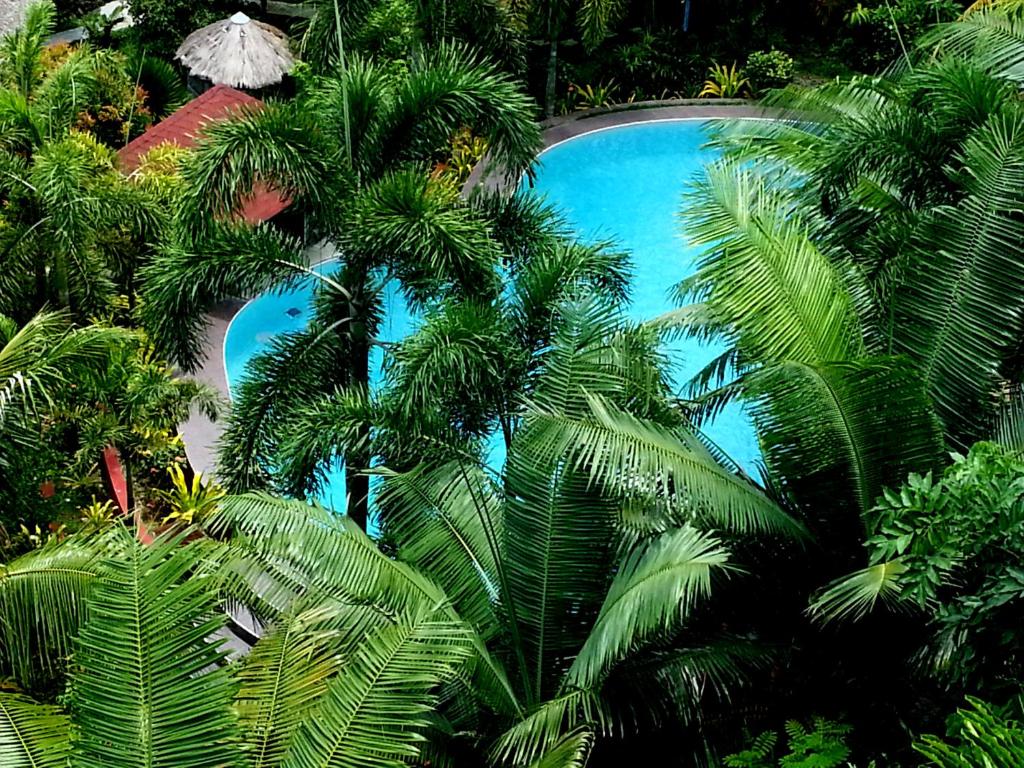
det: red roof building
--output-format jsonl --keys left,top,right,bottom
{"left": 117, "top": 84, "right": 290, "bottom": 224}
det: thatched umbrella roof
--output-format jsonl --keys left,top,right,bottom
{"left": 175, "top": 12, "right": 295, "bottom": 90}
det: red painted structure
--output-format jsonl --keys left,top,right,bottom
{"left": 117, "top": 84, "right": 291, "bottom": 223}
{"left": 100, "top": 445, "right": 129, "bottom": 515}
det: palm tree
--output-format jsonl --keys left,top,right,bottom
{"left": 654, "top": 10, "right": 1024, "bottom": 702}
{"left": 0, "top": 309, "right": 123, "bottom": 434}
{"left": 0, "top": 297, "right": 799, "bottom": 766}
{"left": 668, "top": 10, "right": 1024, "bottom": 542}
{"left": 0, "top": 130, "right": 168, "bottom": 317}
{"left": 0, "top": 310, "right": 127, "bottom": 535}
{"left": 528, "top": 0, "right": 627, "bottom": 116}
{"left": 0, "top": 3, "right": 178, "bottom": 319}
{"left": 141, "top": 43, "right": 540, "bottom": 530}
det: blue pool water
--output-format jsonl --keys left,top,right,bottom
{"left": 223, "top": 119, "right": 760, "bottom": 520}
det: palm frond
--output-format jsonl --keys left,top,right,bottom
{"left": 808, "top": 560, "right": 912, "bottom": 622}
{"left": 890, "top": 110, "right": 1024, "bottom": 445}
{"left": 565, "top": 526, "right": 733, "bottom": 689}
{"left": 490, "top": 690, "right": 607, "bottom": 768}
{"left": 0, "top": 531, "right": 112, "bottom": 689}
{"left": 521, "top": 393, "right": 802, "bottom": 537}
{"left": 139, "top": 222, "right": 310, "bottom": 371}
{"left": 216, "top": 325, "right": 349, "bottom": 494}
{"left": 374, "top": 460, "right": 501, "bottom": 635}
{"left": 923, "top": 5, "right": 1024, "bottom": 83}
{"left": 179, "top": 100, "right": 344, "bottom": 229}
{"left": 577, "top": 0, "right": 626, "bottom": 50}
{"left": 0, "top": 311, "right": 125, "bottom": 427}
{"left": 342, "top": 171, "right": 501, "bottom": 307}
{"left": 68, "top": 527, "right": 240, "bottom": 768}
{"left": 279, "top": 604, "right": 472, "bottom": 768}
{"left": 748, "top": 358, "right": 945, "bottom": 518}
{"left": 0, "top": 0, "right": 56, "bottom": 99}
{"left": 207, "top": 494, "right": 522, "bottom": 717}
{"left": 680, "top": 161, "right": 862, "bottom": 365}
{"left": 0, "top": 692, "right": 70, "bottom": 768}
{"left": 385, "top": 41, "right": 540, "bottom": 179}
{"left": 236, "top": 602, "right": 360, "bottom": 768}
{"left": 503, "top": 428, "right": 619, "bottom": 702}
{"left": 525, "top": 726, "right": 593, "bottom": 768}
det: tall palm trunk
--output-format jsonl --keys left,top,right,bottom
{"left": 343, "top": 274, "right": 371, "bottom": 531}
{"left": 544, "top": 35, "right": 558, "bottom": 119}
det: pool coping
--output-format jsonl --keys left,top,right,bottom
{"left": 179, "top": 102, "right": 768, "bottom": 478}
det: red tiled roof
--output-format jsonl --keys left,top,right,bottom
{"left": 118, "top": 84, "right": 290, "bottom": 223}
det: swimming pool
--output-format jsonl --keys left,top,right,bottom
{"left": 223, "top": 118, "right": 761, "bottom": 520}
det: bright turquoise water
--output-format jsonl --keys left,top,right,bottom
{"left": 223, "top": 119, "right": 760, "bottom": 524}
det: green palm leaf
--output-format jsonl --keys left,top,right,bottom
{"left": 749, "top": 358, "right": 946, "bottom": 519}
{"left": 490, "top": 690, "right": 607, "bottom": 768}
{"left": 207, "top": 494, "right": 522, "bottom": 718}
{"left": 503, "top": 429, "right": 619, "bottom": 703}
{"left": 374, "top": 460, "right": 502, "bottom": 635}
{"left": 0, "top": 692, "right": 69, "bottom": 768}
{"left": 890, "top": 111, "right": 1024, "bottom": 444}
{"left": 680, "top": 162, "right": 862, "bottom": 366}
{"left": 237, "top": 603, "right": 362, "bottom": 768}
{"left": 522, "top": 393, "right": 802, "bottom": 536}
{"left": 808, "top": 560, "right": 911, "bottom": 622}
{"left": 565, "top": 526, "right": 733, "bottom": 689}
{"left": 0, "top": 311, "right": 125, "bottom": 427}
{"left": 0, "top": 532, "right": 110, "bottom": 689}
{"left": 525, "top": 726, "right": 593, "bottom": 768}
{"left": 924, "top": 5, "right": 1024, "bottom": 83}
{"left": 68, "top": 527, "right": 240, "bottom": 768}
{"left": 280, "top": 604, "right": 473, "bottom": 768}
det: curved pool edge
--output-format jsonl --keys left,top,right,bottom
{"left": 180, "top": 103, "right": 769, "bottom": 480}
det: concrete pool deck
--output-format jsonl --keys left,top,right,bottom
{"left": 179, "top": 102, "right": 771, "bottom": 478}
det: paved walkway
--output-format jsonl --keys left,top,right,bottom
{"left": 179, "top": 103, "right": 768, "bottom": 477}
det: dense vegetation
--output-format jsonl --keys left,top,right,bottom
{"left": 3, "top": 0, "right": 1024, "bottom": 766}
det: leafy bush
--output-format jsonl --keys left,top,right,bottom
{"left": 915, "top": 698, "right": 1024, "bottom": 766}
{"left": 126, "top": 0, "right": 230, "bottom": 58}
{"left": 745, "top": 48, "right": 795, "bottom": 93}
{"left": 613, "top": 28, "right": 696, "bottom": 97}
{"left": 725, "top": 718, "right": 853, "bottom": 767}
{"left": 844, "top": 0, "right": 962, "bottom": 68}
{"left": 699, "top": 62, "right": 750, "bottom": 98}
{"left": 814, "top": 443, "right": 1024, "bottom": 694}
{"left": 573, "top": 80, "right": 617, "bottom": 109}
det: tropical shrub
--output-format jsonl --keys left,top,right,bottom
{"left": 573, "top": 80, "right": 617, "bottom": 109}
{"left": 844, "top": 0, "right": 961, "bottom": 67}
{"left": 158, "top": 465, "right": 224, "bottom": 525}
{"left": 725, "top": 718, "right": 853, "bottom": 767}
{"left": 699, "top": 62, "right": 750, "bottom": 98}
{"left": 814, "top": 443, "right": 1024, "bottom": 694}
{"left": 744, "top": 48, "right": 795, "bottom": 93}
{"left": 613, "top": 27, "right": 695, "bottom": 98}
{"left": 0, "top": 312, "right": 127, "bottom": 556}
{"left": 125, "top": 0, "right": 229, "bottom": 58}
{"left": 915, "top": 698, "right": 1024, "bottom": 766}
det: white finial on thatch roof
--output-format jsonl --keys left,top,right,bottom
{"left": 175, "top": 11, "right": 295, "bottom": 90}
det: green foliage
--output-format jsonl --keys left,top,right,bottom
{"left": 914, "top": 697, "right": 1024, "bottom": 766}
{"left": 158, "top": 465, "right": 224, "bottom": 525}
{"left": 725, "top": 718, "right": 853, "bottom": 768}
{"left": 125, "top": 0, "right": 228, "bottom": 58}
{"left": 744, "top": 49, "right": 795, "bottom": 93}
{"left": 699, "top": 62, "right": 751, "bottom": 98}
{"left": 845, "top": 0, "right": 961, "bottom": 68}
{"left": 571, "top": 80, "right": 616, "bottom": 109}
{"left": 814, "top": 443, "right": 1024, "bottom": 692}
